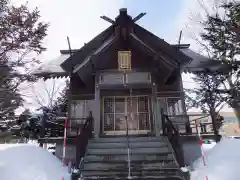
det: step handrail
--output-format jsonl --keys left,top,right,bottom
{"left": 161, "top": 109, "right": 185, "bottom": 167}
{"left": 75, "top": 111, "right": 93, "bottom": 169}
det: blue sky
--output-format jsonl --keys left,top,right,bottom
{"left": 11, "top": 0, "right": 226, "bottom": 112}
{"left": 11, "top": 0, "right": 197, "bottom": 60}
{"left": 124, "top": 0, "right": 186, "bottom": 41}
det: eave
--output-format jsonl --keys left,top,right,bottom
{"left": 73, "top": 36, "right": 116, "bottom": 74}
{"left": 180, "top": 48, "right": 240, "bottom": 74}
{"left": 34, "top": 72, "right": 68, "bottom": 81}
{"left": 130, "top": 33, "right": 178, "bottom": 69}
{"left": 32, "top": 54, "right": 69, "bottom": 80}
{"left": 133, "top": 24, "right": 192, "bottom": 65}
{"left": 60, "top": 25, "right": 115, "bottom": 72}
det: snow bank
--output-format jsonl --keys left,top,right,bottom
{"left": 0, "top": 144, "right": 70, "bottom": 180}
{"left": 0, "top": 141, "right": 39, "bottom": 150}
{"left": 202, "top": 141, "right": 216, "bottom": 152}
{"left": 191, "top": 138, "right": 240, "bottom": 180}
{"left": 0, "top": 143, "right": 28, "bottom": 150}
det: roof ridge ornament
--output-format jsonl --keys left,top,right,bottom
{"left": 100, "top": 9, "right": 146, "bottom": 25}
{"left": 133, "top": 13, "right": 146, "bottom": 22}
{"left": 100, "top": 15, "right": 115, "bottom": 24}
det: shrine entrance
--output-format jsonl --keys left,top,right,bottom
{"left": 102, "top": 95, "right": 152, "bottom": 135}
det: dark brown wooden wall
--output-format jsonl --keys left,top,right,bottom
{"left": 93, "top": 42, "right": 154, "bottom": 72}
{"left": 70, "top": 41, "right": 181, "bottom": 99}
{"left": 70, "top": 74, "right": 94, "bottom": 100}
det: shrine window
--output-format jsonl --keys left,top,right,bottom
{"left": 118, "top": 51, "right": 131, "bottom": 70}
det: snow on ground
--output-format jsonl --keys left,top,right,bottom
{"left": 191, "top": 138, "right": 240, "bottom": 180}
{"left": 202, "top": 140, "right": 216, "bottom": 152}
{"left": 0, "top": 144, "right": 70, "bottom": 180}
{"left": 0, "top": 141, "right": 39, "bottom": 150}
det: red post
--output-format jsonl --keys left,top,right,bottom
{"left": 196, "top": 118, "right": 209, "bottom": 180}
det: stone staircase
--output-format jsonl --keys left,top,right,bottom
{"left": 78, "top": 136, "right": 187, "bottom": 179}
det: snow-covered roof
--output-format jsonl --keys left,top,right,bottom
{"left": 33, "top": 54, "right": 69, "bottom": 75}
{"left": 181, "top": 48, "right": 210, "bottom": 63}
{"left": 181, "top": 49, "right": 223, "bottom": 72}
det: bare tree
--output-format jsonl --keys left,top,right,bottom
{"left": 31, "top": 79, "right": 66, "bottom": 109}
{"left": 186, "top": 0, "right": 240, "bottom": 123}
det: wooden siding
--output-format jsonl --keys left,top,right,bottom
{"left": 70, "top": 75, "right": 94, "bottom": 98}
{"left": 99, "top": 73, "right": 124, "bottom": 85}
{"left": 98, "top": 71, "right": 151, "bottom": 86}
{"left": 126, "top": 71, "right": 151, "bottom": 84}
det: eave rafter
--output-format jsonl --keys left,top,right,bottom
{"left": 73, "top": 36, "right": 116, "bottom": 74}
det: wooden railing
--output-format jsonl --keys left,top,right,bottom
{"left": 161, "top": 109, "right": 185, "bottom": 167}
{"left": 167, "top": 114, "right": 214, "bottom": 135}
{"left": 67, "top": 118, "right": 89, "bottom": 137}
{"left": 40, "top": 117, "right": 92, "bottom": 138}
{"left": 75, "top": 111, "right": 93, "bottom": 168}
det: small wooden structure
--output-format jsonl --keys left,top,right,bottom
{"left": 33, "top": 9, "right": 225, "bottom": 179}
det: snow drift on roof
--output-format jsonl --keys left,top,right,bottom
{"left": 181, "top": 48, "right": 210, "bottom": 64}
{"left": 0, "top": 144, "right": 70, "bottom": 180}
{"left": 191, "top": 138, "right": 240, "bottom": 180}
{"left": 33, "top": 54, "right": 69, "bottom": 75}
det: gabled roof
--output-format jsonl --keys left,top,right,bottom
{"left": 61, "top": 26, "right": 114, "bottom": 72}
{"left": 129, "top": 33, "right": 178, "bottom": 68}
{"left": 32, "top": 46, "right": 228, "bottom": 78}
{"left": 33, "top": 9, "right": 231, "bottom": 79}
{"left": 73, "top": 36, "right": 116, "bottom": 73}
{"left": 60, "top": 9, "right": 192, "bottom": 74}
{"left": 180, "top": 48, "right": 236, "bottom": 73}
{"left": 181, "top": 48, "right": 220, "bottom": 71}
{"left": 132, "top": 24, "right": 190, "bottom": 66}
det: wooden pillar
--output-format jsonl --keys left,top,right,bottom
{"left": 94, "top": 75, "right": 100, "bottom": 138}
{"left": 180, "top": 73, "right": 191, "bottom": 133}
{"left": 179, "top": 74, "right": 187, "bottom": 114}
{"left": 152, "top": 82, "right": 161, "bottom": 136}
{"left": 158, "top": 98, "right": 166, "bottom": 135}
{"left": 67, "top": 75, "right": 73, "bottom": 136}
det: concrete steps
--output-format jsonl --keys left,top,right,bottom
{"left": 82, "top": 177, "right": 184, "bottom": 180}
{"left": 84, "top": 155, "right": 174, "bottom": 164}
{"left": 78, "top": 136, "right": 186, "bottom": 180}
{"left": 83, "top": 162, "right": 178, "bottom": 170}
{"left": 89, "top": 136, "right": 165, "bottom": 143}
{"left": 82, "top": 172, "right": 182, "bottom": 179}
{"left": 87, "top": 147, "right": 170, "bottom": 155}
{"left": 88, "top": 140, "right": 167, "bottom": 149}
